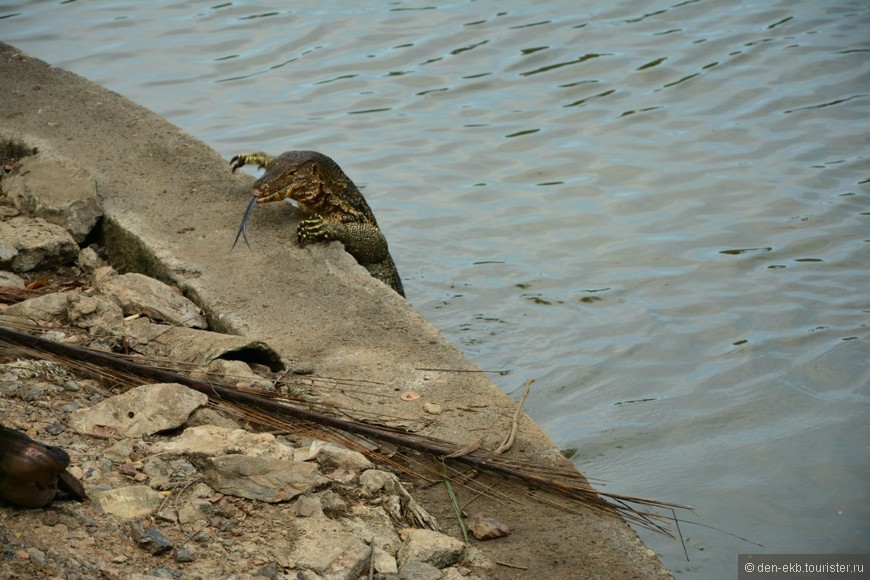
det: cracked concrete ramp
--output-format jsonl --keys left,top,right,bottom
{"left": 0, "top": 43, "right": 671, "bottom": 578}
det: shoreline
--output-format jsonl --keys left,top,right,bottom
{"left": 0, "top": 42, "right": 671, "bottom": 578}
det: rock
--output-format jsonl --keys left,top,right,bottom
{"left": 301, "top": 440, "right": 373, "bottom": 471}
{"left": 0, "top": 216, "right": 79, "bottom": 272}
{"left": 398, "top": 560, "right": 442, "bottom": 580}
{"left": 372, "top": 546, "right": 398, "bottom": 575}
{"left": 142, "top": 457, "right": 198, "bottom": 490}
{"left": 93, "top": 486, "right": 163, "bottom": 518}
{"left": 359, "top": 469, "right": 396, "bottom": 495}
{"left": 254, "top": 561, "right": 280, "bottom": 579}
{"left": 0, "top": 270, "right": 25, "bottom": 288}
{"left": 91, "top": 265, "right": 116, "bottom": 286}
{"left": 2, "top": 291, "right": 70, "bottom": 325}
{"left": 133, "top": 325, "right": 283, "bottom": 371}
{"left": 294, "top": 495, "right": 322, "bottom": 517}
{"left": 129, "top": 520, "right": 174, "bottom": 555}
{"left": 199, "top": 454, "right": 326, "bottom": 503}
{"left": 151, "top": 425, "right": 296, "bottom": 461}
{"left": 359, "top": 470, "right": 439, "bottom": 530}
{"left": 67, "top": 293, "right": 124, "bottom": 330}
{"left": 396, "top": 529, "right": 465, "bottom": 569}
{"left": 288, "top": 525, "right": 370, "bottom": 580}
{"left": 96, "top": 272, "right": 207, "bottom": 329}
{"left": 68, "top": 383, "right": 207, "bottom": 437}
{"left": 207, "top": 358, "right": 274, "bottom": 391}
{"left": 76, "top": 246, "right": 106, "bottom": 273}
{"left": 185, "top": 407, "right": 240, "bottom": 430}
{"left": 318, "top": 489, "right": 348, "bottom": 518}
{"left": 3, "top": 155, "right": 102, "bottom": 243}
{"left": 422, "top": 402, "right": 442, "bottom": 415}
{"left": 466, "top": 513, "right": 510, "bottom": 540}
{"left": 174, "top": 547, "right": 194, "bottom": 563}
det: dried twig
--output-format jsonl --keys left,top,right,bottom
{"left": 494, "top": 378, "right": 534, "bottom": 455}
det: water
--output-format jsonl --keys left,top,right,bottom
{"left": 2, "top": 1, "right": 868, "bottom": 576}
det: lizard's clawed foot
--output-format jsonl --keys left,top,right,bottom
{"left": 229, "top": 154, "right": 247, "bottom": 172}
{"left": 297, "top": 215, "right": 334, "bottom": 246}
{"left": 230, "top": 152, "right": 273, "bottom": 173}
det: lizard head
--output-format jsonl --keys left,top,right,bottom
{"left": 252, "top": 150, "right": 348, "bottom": 205}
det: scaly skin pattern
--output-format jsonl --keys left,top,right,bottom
{"left": 231, "top": 150, "right": 405, "bottom": 297}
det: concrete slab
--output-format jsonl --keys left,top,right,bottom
{"left": 0, "top": 43, "right": 671, "bottom": 578}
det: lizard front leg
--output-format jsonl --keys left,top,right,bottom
{"left": 297, "top": 216, "right": 391, "bottom": 264}
{"left": 230, "top": 151, "right": 275, "bottom": 172}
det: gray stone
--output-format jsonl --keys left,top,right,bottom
{"left": 200, "top": 454, "right": 326, "bottom": 503}
{"left": 294, "top": 495, "right": 322, "bottom": 517}
{"left": 3, "top": 155, "right": 102, "bottom": 243}
{"left": 288, "top": 526, "right": 370, "bottom": 580}
{"left": 129, "top": 520, "right": 174, "bottom": 555}
{"left": 97, "top": 272, "right": 207, "bottom": 329}
{"left": 372, "top": 546, "right": 398, "bottom": 575}
{"left": 359, "top": 469, "right": 396, "bottom": 495}
{"left": 318, "top": 489, "right": 348, "bottom": 518}
{"left": 152, "top": 425, "right": 296, "bottom": 461}
{"left": 173, "top": 547, "right": 194, "bottom": 563}
{"left": 93, "top": 485, "right": 163, "bottom": 518}
{"left": 142, "top": 457, "right": 198, "bottom": 490}
{"left": 466, "top": 513, "right": 510, "bottom": 540}
{"left": 396, "top": 529, "right": 465, "bottom": 569}
{"left": 68, "top": 382, "right": 208, "bottom": 437}
{"left": 397, "top": 560, "right": 441, "bottom": 580}
{"left": 0, "top": 216, "right": 79, "bottom": 272}
{"left": 0, "top": 270, "right": 25, "bottom": 288}
{"left": 3, "top": 291, "right": 69, "bottom": 325}
{"left": 76, "top": 246, "right": 106, "bottom": 273}
{"left": 304, "top": 441, "right": 373, "bottom": 471}
{"left": 67, "top": 292, "right": 124, "bottom": 330}
{"left": 254, "top": 561, "right": 280, "bottom": 579}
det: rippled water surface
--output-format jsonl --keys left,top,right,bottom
{"left": 3, "top": 1, "right": 868, "bottom": 576}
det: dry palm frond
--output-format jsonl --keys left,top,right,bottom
{"left": 0, "top": 324, "right": 691, "bottom": 534}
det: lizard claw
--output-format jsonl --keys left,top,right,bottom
{"left": 297, "top": 215, "right": 332, "bottom": 246}
{"left": 229, "top": 154, "right": 246, "bottom": 173}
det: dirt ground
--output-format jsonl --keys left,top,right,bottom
{"left": 0, "top": 42, "right": 674, "bottom": 579}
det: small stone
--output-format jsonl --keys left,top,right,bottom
{"left": 291, "top": 362, "right": 315, "bottom": 375}
{"left": 76, "top": 246, "right": 105, "bottom": 273}
{"left": 93, "top": 485, "right": 163, "bottom": 519}
{"left": 45, "top": 420, "right": 65, "bottom": 435}
{"left": 61, "top": 380, "right": 80, "bottom": 392}
{"left": 318, "top": 489, "right": 348, "bottom": 518}
{"left": 97, "top": 272, "right": 206, "bottom": 329}
{"left": 422, "top": 402, "right": 442, "bottom": 415}
{"left": 26, "top": 547, "right": 47, "bottom": 565}
{"left": 466, "top": 513, "right": 511, "bottom": 540}
{"left": 294, "top": 495, "right": 322, "bottom": 518}
{"left": 68, "top": 382, "right": 207, "bottom": 437}
{"left": 306, "top": 440, "right": 373, "bottom": 471}
{"left": 372, "top": 546, "right": 398, "bottom": 574}
{"left": 397, "top": 529, "right": 465, "bottom": 569}
{"left": 398, "top": 559, "right": 442, "bottom": 580}
{"left": 155, "top": 509, "right": 178, "bottom": 524}
{"left": 174, "top": 547, "right": 194, "bottom": 563}
{"left": 0, "top": 270, "right": 25, "bottom": 288}
{"left": 254, "top": 561, "right": 280, "bottom": 579}
{"left": 0, "top": 216, "right": 79, "bottom": 272}
{"left": 129, "top": 520, "right": 174, "bottom": 555}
